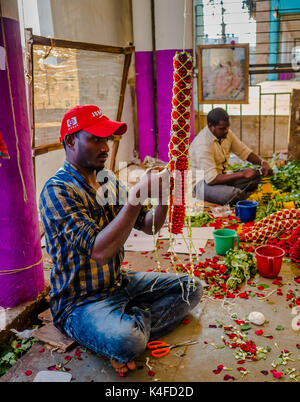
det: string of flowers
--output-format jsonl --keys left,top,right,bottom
{"left": 166, "top": 50, "right": 200, "bottom": 298}
{"left": 168, "top": 51, "right": 193, "bottom": 235}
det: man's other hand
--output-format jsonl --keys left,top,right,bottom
{"left": 261, "top": 161, "right": 274, "bottom": 176}
{"left": 242, "top": 167, "right": 258, "bottom": 179}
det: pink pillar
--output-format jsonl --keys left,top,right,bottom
{"left": 0, "top": 0, "right": 45, "bottom": 307}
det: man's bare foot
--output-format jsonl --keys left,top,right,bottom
{"left": 111, "top": 359, "right": 136, "bottom": 374}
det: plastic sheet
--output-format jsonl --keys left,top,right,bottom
{"left": 33, "top": 44, "right": 125, "bottom": 147}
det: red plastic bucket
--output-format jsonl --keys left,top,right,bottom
{"left": 255, "top": 245, "right": 285, "bottom": 278}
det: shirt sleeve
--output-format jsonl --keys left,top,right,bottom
{"left": 40, "top": 181, "right": 100, "bottom": 257}
{"left": 230, "top": 132, "right": 252, "bottom": 161}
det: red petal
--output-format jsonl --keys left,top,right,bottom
{"left": 25, "top": 370, "right": 32, "bottom": 376}
{"left": 148, "top": 370, "right": 155, "bottom": 377}
{"left": 223, "top": 374, "right": 235, "bottom": 381}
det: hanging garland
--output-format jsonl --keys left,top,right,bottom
{"left": 168, "top": 51, "right": 193, "bottom": 235}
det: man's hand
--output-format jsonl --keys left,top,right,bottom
{"left": 261, "top": 161, "right": 274, "bottom": 176}
{"left": 128, "top": 167, "right": 170, "bottom": 206}
{"left": 242, "top": 167, "right": 258, "bottom": 180}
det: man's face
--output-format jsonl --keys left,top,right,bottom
{"left": 72, "top": 131, "right": 111, "bottom": 171}
{"left": 209, "top": 120, "right": 230, "bottom": 140}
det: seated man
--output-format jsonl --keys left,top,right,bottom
{"left": 189, "top": 107, "right": 273, "bottom": 205}
{"left": 39, "top": 104, "right": 202, "bottom": 374}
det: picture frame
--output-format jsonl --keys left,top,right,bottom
{"left": 197, "top": 43, "right": 249, "bottom": 104}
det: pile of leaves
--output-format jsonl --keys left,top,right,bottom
{"left": 271, "top": 160, "right": 300, "bottom": 193}
{"left": 186, "top": 211, "right": 214, "bottom": 227}
{"left": 0, "top": 336, "right": 37, "bottom": 377}
{"left": 222, "top": 249, "right": 257, "bottom": 290}
{"left": 177, "top": 254, "right": 257, "bottom": 299}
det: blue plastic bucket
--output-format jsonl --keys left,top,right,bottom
{"left": 235, "top": 200, "right": 258, "bottom": 223}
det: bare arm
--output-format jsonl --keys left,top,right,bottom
{"left": 208, "top": 167, "right": 259, "bottom": 185}
{"left": 91, "top": 202, "right": 144, "bottom": 264}
{"left": 247, "top": 152, "right": 273, "bottom": 176}
{"left": 91, "top": 169, "right": 169, "bottom": 264}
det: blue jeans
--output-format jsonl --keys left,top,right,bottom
{"left": 63, "top": 271, "right": 202, "bottom": 364}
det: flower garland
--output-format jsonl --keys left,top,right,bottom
{"left": 240, "top": 209, "right": 300, "bottom": 244}
{"left": 168, "top": 51, "right": 193, "bottom": 235}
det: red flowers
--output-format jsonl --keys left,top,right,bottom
{"left": 168, "top": 51, "right": 193, "bottom": 235}
{"left": 213, "top": 364, "right": 224, "bottom": 374}
{"left": 270, "top": 369, "right": 283, "bottom": 379}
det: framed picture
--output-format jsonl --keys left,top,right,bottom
{"left": 198, "top": 43, "right": 249, "bottom": 104}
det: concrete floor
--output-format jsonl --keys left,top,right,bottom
{"left": 1, "top": 238, "right": 300, "bottom": 383}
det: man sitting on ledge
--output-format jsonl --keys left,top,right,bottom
{"left": 189, "top": 107, "right": 273, "bottom": 205}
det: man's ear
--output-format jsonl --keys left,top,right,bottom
{"left": 64, "top": 133, "right": 76, "bottom": 150}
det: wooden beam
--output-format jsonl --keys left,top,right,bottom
{"left": 288, "top": 89, "right": 300, "bottom": 161}
{"left": 31, "top": 34, "right": 135, "bottom": 55}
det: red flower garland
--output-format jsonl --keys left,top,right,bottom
{"left": 168, "top": 51, "right": 193, "bottom": 234}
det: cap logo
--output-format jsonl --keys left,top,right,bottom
{"left": 67, "top": 117, "right": 78, "bottom": 130}
{"left": 92, "top": 110, "right": 104, "bottom": 118}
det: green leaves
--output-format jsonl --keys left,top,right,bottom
{"left": 186, "top": 211, "right": 214, "bottom": 227}
{"left": 222, "top": 249, "right": 258, "bottom": 290}
{"left": 0, "top": 336, "right": 37, "bottom": 377}
{"left": 271, "top": 160, "right": 300, "bottom": 193}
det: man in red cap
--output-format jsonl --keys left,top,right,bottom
{"left": 39, "top": 105, "right": 202, "bottom": 375}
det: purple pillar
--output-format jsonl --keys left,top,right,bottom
{"left": 0, "top": 10, "right": 45, "bottom": 307}
{"left": 135, "top": 48, "right": 195, "bottom": 163}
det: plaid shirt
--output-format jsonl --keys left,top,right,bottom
{"left": 39, "top": 161, "right": 147, "bottom": 331}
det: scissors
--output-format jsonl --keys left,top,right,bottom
{"left": 147, "top": 340, "right": 199, "bottom": 358}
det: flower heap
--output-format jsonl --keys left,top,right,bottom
{"left": 267, "top": 225, "right": 300, "bottom": 262}
{"left": 168, "top": 51, "right": 193, "bottom": 235}
{"left": 221, "top": 324, "right": 269, "bottom": 363}
{"left": 290, "top": 238, "right": 300, "bottom": 264}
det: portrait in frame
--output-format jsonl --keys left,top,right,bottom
{"left": 198, "top": 43, "right": 249, "bottom": 104}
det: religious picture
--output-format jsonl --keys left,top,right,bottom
{"left": 198, "top": 44, "right": 249, "bottom": 104}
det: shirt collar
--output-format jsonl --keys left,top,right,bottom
{"left": 63, "top": 160, "right": 87, "bottom": 184}
{"left": 205, "top": 125, "right": 219, "bottom": 143}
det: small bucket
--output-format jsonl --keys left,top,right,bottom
{"left": 213, "top": 229, "right": 239, "bottom": 256}
{"left": 235, "top": 200, "right": 258, "bottom": 223}
{"left": 255, "top": 245, "right": 285, "bottom": 279}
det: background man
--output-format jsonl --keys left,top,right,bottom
{"left": 189, "top": 107, "right": 273, "bottom": 205}
{"left": 39, "top": 104, "right": 202, "bottom": 375}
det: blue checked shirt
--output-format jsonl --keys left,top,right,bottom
{"left": 39, "top": 161, "right": 147, "bottom": 331}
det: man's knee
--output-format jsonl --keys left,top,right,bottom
{"left": 181, "top": 274, "right": 203, "bottom": 307}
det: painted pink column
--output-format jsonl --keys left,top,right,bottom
{"left": 133, "top": 0, "right": 194, "bottom": 163}
{"left": 0, "top": 2, "right": 45, "bottom": 307}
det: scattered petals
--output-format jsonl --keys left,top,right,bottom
{"left": 255, "top": 329, "right": 264, "bottom": 336}
{"left": 25, "top": 370, "right": 32, "bottom": 376}
{"left": 148, "top": 370, "right": 156, "bottom": 377}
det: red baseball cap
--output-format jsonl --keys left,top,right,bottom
{"left": 60, "top": 104, "right": 127, "bottom": 142}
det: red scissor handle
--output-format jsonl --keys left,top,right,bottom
{"left": 147, "top": 341, "right": 168, "bottom": 350}
{"left": 152, "top": 347, "right": 170, "bottom": 358}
